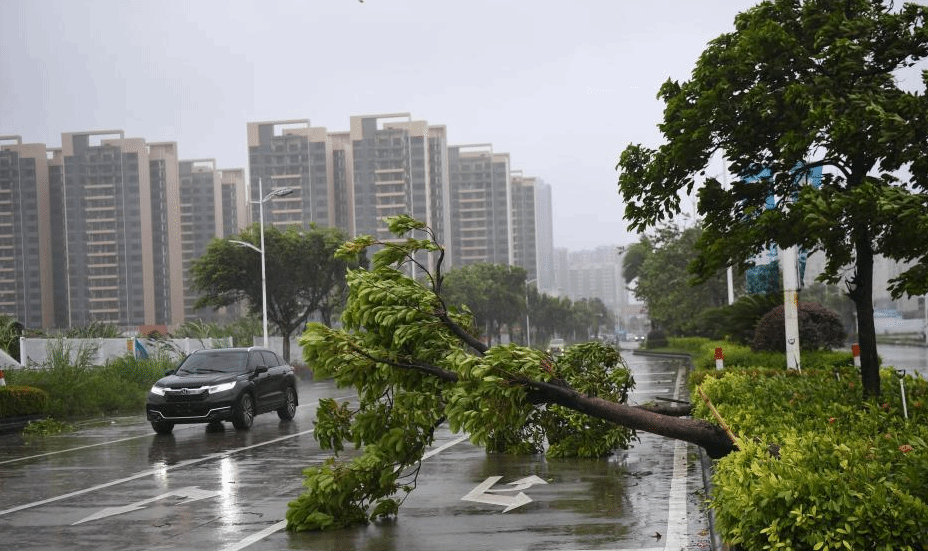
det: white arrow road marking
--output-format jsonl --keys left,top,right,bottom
{"left": 72, "top": 486, "right": 221, "bottom": 525}
{"left": 461, "top": 475, "right": 548, "bottom": 513}
{"left": 501, "top": 475, "right": 547, "bottom": 492}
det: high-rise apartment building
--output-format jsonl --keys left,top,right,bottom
{"left": 346, "top": 114, "right": 449, "bottom": 244}
{"left": 533, "top": 179, "right": 555, "bottom": 295}
{"left": 0, "top": 136, "right": 53, "bottom": 328}
{"left": 553, "top": 245, "right": 626, "bottom": 331}
{"left": 178, "top": 158, "right": 225, "bottom": 321}
{"left": 219, "top": 168, "right": 246, "bottom": 237}
{"left": 247, "top": 120, "right": 335, "bottom": 232}
{"left": 447, "top": 144, "right": 512, "bottom": 267}
{"left": 148, "top": 142, "right": 182, "bottom": 327}
{"left": 510, "top": 171, "right": 538, "bottom": 282}
{"left": 50, "top": 131, "right": 161, "bottom": 328}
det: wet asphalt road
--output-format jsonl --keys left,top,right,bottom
{"left": 0, "top": 350, "right": 713, "bottom": 551}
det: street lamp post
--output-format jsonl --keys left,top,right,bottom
{"left": 525, "top": 278, "right": 537, "bottom": 347}
{"left": 230, "top": 178, "right": 293, "bottom": 348}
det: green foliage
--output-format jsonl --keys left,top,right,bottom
{"left": 626, "top": 224, "right": 734, "bottom": 335}
{"left": 538, "top": 342, "right": 635, "bottom": 458}
{"left": 0, "top": 315, "right": 24, "bottom": 361}
{"left": 644, "top": 329, "right": 668, "bottom": 349}
{"left": 692, "top": 293, "right": 783, "bottom": 343}
{"left": 22, "top": 417, "right": 73, "bottom": 436}
{"left": 680, "top": 339, "right": 853, "bottom": 377}
{"left": 191, "top": 224, "right": 362, "bottom": 360}
{"left": 442, "top": 263, "right": 527, "bottom": 346}
{"left": 695, "top": 367, "right": 928, "bottom": 549}
{"left": 65, "top": 321, "right": 121, "bottom": 338}
{"left": 0, "top": 385, "right": 49, "bottom": 417}
{"left": 752, "top": 302, "right": 847, "bottom": 352}
{"left": 5, "top": 340, "right": 171, "bottom": 419}
{"left": 286, "top": 216, "right": 636, "bottom": 531}
{"left": 171, "top": 317, "right": 262, "bottom": 348}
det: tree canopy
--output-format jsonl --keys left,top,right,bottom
{"left": 618, "top": 0, "right": 928, "bottom": 398}
{"left": 441, "top": 263, "right": 527, "bottom": 346}
{"left": 285, "top": 216, "right": 732, "bottom": 532}
{"left": 626, "top": 224, "right": 733, "bottom": 336}
{"left": 190, "top": 223, "right": 361, "bottom": 361}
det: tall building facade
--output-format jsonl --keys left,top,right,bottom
{"left": 148, "top": 142, "right": 182, "bottom": 327}
{"left": 510, "top": 171, "right": 538, "bottom": 282}
{"left": 345, "top": 114, "right": 448, "bottom": 243}
{"left": 0, "top": 136, "right": 53, "bottom": 328}
{"left": 178, "top": 158, "right": 223, "bottom": 321}
{"left": 2, "top": 113, "right": 555, "bottom": 332}
{"left": 219, "top": 168, "right": 246, "bottom": 237}
{"left": 247, "top": 120, "right": 334, "bottom": 232}
{"left": 51, "top": 131, "right": 159, "bottom": 328}
{"left": 0, "top": 130, "right": 251, "bottom": 331}
{"left": 447, "top": 144, "right": 512, "bottom": 267}
{"left": 533, "top": 179, "right": 555, "bottom": 295}
{"left": 553, "top": 245, "right": 627, "bottom": 331}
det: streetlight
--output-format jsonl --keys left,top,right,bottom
{"left": 525, "top": 278, "right": 537, "bottom": 347}
{"left": 230, "top": 178, "right": 294, "bottom": 348}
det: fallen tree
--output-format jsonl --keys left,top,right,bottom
{"left": 285, "top": 216, "right": 733, "bottom": 532}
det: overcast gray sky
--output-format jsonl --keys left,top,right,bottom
{"left": 1, "top": 0, "right": 763, "bottom": 250}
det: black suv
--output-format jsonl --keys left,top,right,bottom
{"left": 146, "top": 347, "right": 299, "bottom": 435}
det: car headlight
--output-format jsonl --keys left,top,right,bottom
{"left": 208, "top": 381, "right": 236, "bottom": 394}
{"left": 150, "top": 385, "right": 166, "bottom": 396}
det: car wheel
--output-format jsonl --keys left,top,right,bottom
{"left": 232, "top": 392, "right": 255, "bottom": 430}
{"left": 151, "top": 420, "right": 174, "bottom": 435}
{"left": 277, "top": 386, "right": 297, "bottom": 421}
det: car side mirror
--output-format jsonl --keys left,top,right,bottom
{"left": 164, "top": 368, "right": 176, "bottom": 376}
{"left": 254, "top": 365, "right": 269, "bottom": 375}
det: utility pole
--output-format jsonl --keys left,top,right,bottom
{"left": 781, "top": 245, "right": 801, "bottom": 371}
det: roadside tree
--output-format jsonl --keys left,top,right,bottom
{"left": 191, "top": 224, "right": 360, "bottom": 361}
{"left": 618, "top": 0, "right": 928, "bottom": 398}
{"left": 442, "top": 263, "right": 526, "bottom": 346}
{"left": 626, "top": 224, "right": 731, "bottom": 336}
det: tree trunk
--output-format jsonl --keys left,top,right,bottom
{"left": 850, "top": 235, "right": 880, "bottom": 399}
{"left": 280, "top": 331, "right": 291, "bottom": 363}
{"left": 434, "top": 311, "right": 737, "bottom": 458}
{"left": 525, "top": 380, "right": 736, "bottom": 458}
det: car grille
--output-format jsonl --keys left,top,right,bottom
{"left": 157, "top": 402, "right": 216, "bottom": 417}
{"left": 164, "top": 388, "right": 209, "bottom": 402}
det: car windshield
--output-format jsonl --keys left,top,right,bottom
{"left": 176, "top": 351, "right": 248, "bottom": 374}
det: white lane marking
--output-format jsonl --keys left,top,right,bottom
{"left": 0, "top": 427, "right": 317, "bottom": 517}
{"left": 665, "top": 440, "right": 689, "bottom": 550}
{"left": 1, "top": 394, "right": 355, "bottom": 466}
{"left": 0, "top": 395, "right": 359, "bottom": 517}
{"left": 663, "top": 361, "right": 689, "bottom": 549}
{"left": 222, "top": 434, "right": 469, "bottom": 551}
{"left": 72, "top": 486, "right": 221, "bottom": 525}
{"left": 221, "top": 520, "right": 288, "bottom": 551}
{"left": 422, "top": 435, "right": 467, "bottom": 460}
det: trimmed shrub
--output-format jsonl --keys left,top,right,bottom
{"left": 675, "top": 338, "right": 852, "bottom": 375}
{"left": 752, "top": 301, "right": 846, "bottom": 352}
{"left": 0, "top": 385, "right": 50, "bottom": 417}
{"left": 644, "top": 328, "right": 668, "bottom": 349}
{"left": 695, "top": 367, "right": 928, "bottom": 550}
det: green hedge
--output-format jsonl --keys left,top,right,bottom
{"left": 0, "top": 385, "right": 50, "bottom": 417}
{"left": 695, "top": 365, "right": 928, "bottom": 550}
{"left": 4, "top": 354, "right": 171, "bottom": 419}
